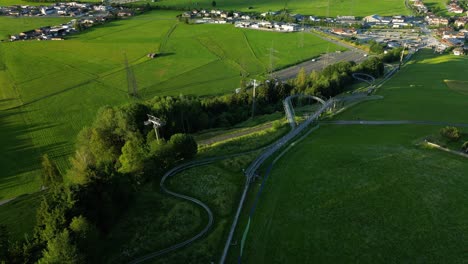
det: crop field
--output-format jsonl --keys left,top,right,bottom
{"left": 234, "top": 50, "right": 468, "bottom": 262}
{"left": 141, "top": 0, "right": 409, "bottom": 17}
{"left": 0, "top": 11, "right": 342, "bottom": 200}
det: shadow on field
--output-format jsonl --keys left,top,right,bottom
{"left": 157, "top": 52, "right": 175, "bottom": 57}
{"left": 0, "top": 109, "right": 68, "bottom": 198}
{"left": 66, "top": 23, "right": 122, "bottom": 40}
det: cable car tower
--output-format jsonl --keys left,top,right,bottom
{"left": 144, "top": 114, "right": 166, "bottom": 142}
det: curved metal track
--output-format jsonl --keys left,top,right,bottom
{"left": 220, "top": 98, "right": 336, "bottom": 263}
{"left": 283, "top": 94, "right": 326, "bottom": 128}
{"left": 352, "top": 73, "right": 376, "bottom": 85}
{"left": 129, "top": 150, "right": 262, "bottom": 264}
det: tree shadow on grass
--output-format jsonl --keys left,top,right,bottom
{"left": 0, "top": 109, "right": 69, "bottom": 199}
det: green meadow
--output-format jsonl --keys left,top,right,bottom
{"left": 338, "top": 50, "right": 468, "bottom": 122}
{"left": 0, "top": 11, "right": 342, "bottom": 200}
{"left": 234, "top": 50, "right": 468, "bottom": 263}
{"left": 144, "top": 0, "right": 409, "bottom": 17}
{"left": 240, "top": 125, "right": 468, "bottom": 263}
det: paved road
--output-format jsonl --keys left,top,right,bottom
{"left": 321, "top": 120, "right": 468, "bottom": 127}
{"left": 273, "top": 30, "right": 368, "bottom": 81}
{"left": 274, "top": 50, "right": 366, "bottom": 81}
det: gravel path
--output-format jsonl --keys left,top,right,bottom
{"left": 198, "top": 122, "right": 274, "bottom": 146}
{"left": 0, "top": 197, "right": 15, "bottom": 206}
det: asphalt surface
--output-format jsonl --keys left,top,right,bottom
{"left": 274, "top": 30, "right": 367, "bottom": 81}
{"left": 274, "top": 50, "right": 367, "bottom": 81}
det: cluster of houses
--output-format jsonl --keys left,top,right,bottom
{"left": 425, "top": 14, "right": 468, "bottom": 28}
{"left": 0, "top": 2, "right": 135, "bottom": 18}
{"left": 9, "top": 18, "right": 98, "bottom": 41}
{"left": 363, "top": 15, "right": 417, "bottom": 28}
{"left": 182, "top": 9, "right": 302, "bottom": 31}
{"left": 5, "top": 2, "right": 139, "bottom": 41}
{"left": 436, "top": 27, "right": 468, "bottom": 50}
{"left": 1, "top": 2, "right": 102, "bottom": 17}
{"left": 234, "top": 21, "right": 299, "bottom": 32}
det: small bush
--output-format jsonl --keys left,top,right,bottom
{"left": 440, "top": 126, "right": 461, "bottom": 141}
{"left": 462, "top": 141, "right": 468, "bottom": 153}
{"left": 272, "top": 120, "right": 282, "bottom": 130}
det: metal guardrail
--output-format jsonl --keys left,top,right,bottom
{"left": 219, "top": 98, "right": 335, "bottom": 264}
{"left": 352, "top": 73, "right": 376, "bottom": 85}
{"left": 129, "top": 150, "right": 264, "bottom": 264}
{"left": 283, "top": 95, "right": 326, "bottom": 128}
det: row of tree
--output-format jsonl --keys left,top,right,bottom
{"left": 293, "top": 56, "right": 385, "bottom": 97}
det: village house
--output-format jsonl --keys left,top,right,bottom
{"left": 453, "top": 47, "right": 465, "bottom": 55}
{"left": 308, "top": 16, "right": 321, "bottom": 22}
{"left": 447, "top": 1, "right": 464, "bottom": 13}
{"left": 426, "top": 15, "right": 449, "bottom": 26}
{"left": 331, "top": 28, "right": 357, "bottom": 36}
{"left": 364, "top": 15, "right": 382, "bottom": 24}
{"left": 454, "top": 17, "right": 468, "bottom": 28}
{"left": 336, "top": 16, "right": 358, "bottom": 25}
{"left": 40, "top": 7, "right": 55, "bottom": 15}
{"left": 441, "top": 30, "right": 466, "bottom": 39}
{"left": 117, "top": 10, "right": 134, "bottom": 17}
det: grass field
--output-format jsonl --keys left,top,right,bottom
{"left": 140, "top": 0, "right": 409, "bottom": 17}
{"left": 0, "top": 192, "right": 42, "bottom": 241}
{"left": 338, "top": 50, "right": 468, "bottom": 123}
{"left": 444, "top": 80, "right": 468, "bottom": 95}
{"left": 240, "top": 125, "right": 468, "bottom": 263}
{"left": 233, "top": 50, "right": 468, "bottom": 262}
{"left": 0, "top": 11, "right": 341, "bottom": 200}
{"left": 1, "top": 0, "right": 409, "bottom": 17}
